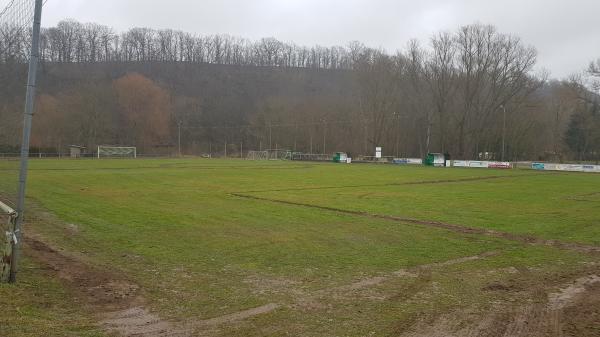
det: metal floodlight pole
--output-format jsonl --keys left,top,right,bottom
{"left": 10, "top": 0, "right": 43, "bottom": 283}
{"left": 177, "top": 120, "right": 182, "bottom": 157}
{"left": 393, "top": 112, "right": 399, "bottom": 157}
{"left": 501, "top": 105, "right": 506, "bottom": 162}
{"left": 268, "top": 123, "right": 272, "bottom": 150}
{"left": 322, "top": 119, "right": 326, "bottom": 155}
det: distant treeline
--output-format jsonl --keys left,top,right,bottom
{"left": 0, "top": 20, "right": 599, "bottom": 162}
{"left": 1, "top": 19, "right": 358, "bottom": 69}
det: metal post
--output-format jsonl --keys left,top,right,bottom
{"left": 224, "top": 142, "right": 227, "bottom": 158}
{"left": 294, "top": 124, "right": 297, "bottom": 151}
{"left": 269, "top": 123, "right": 272, "bottom": 150}
{"left": 322, "top": 119, "right": 326, "bottom": 155}
{"left": 11, "top": 0, "right": 43, "bottom": 283}
{"left": 177, "top": 120, "right": 182, "bottom": 157}
{"left": 394, "top": 112, "right": 401, "bottom": 158}
{"left": 240, "top": 142, "right": 243, "bottom": 159}
{"left": 501, "top": 105, "right": 506, "bottom": 162}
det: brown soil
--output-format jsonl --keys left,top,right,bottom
{"left": 26, "top": 235, "right": 184, "bottom": 337}
{"left": 196, "top": 303, "right": 279, "bottom": 326}
{"left": 399, "top": 269, "right": 600, "bottom": 337}
{"left": 101, "top": 307, "right": 189, "bottom": 337}
{"left": 26, "top": 236, "right": 141, "bottom": 310}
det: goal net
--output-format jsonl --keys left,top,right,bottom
{"left": 97, "top": 146, "right": 137, "bottom": 159}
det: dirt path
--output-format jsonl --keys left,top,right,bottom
{"left": 232, "top": 193, "right": 600, "bottom": 254}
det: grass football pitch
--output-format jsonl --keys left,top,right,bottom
{"left": 0, "top": 159, "right": 599, "bottom": 337}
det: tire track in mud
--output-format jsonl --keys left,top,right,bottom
{"left": 400, "top": 273, "right": 600, "bottom": 337}
{"left": 101, "top": 303, "right": 280, "bottom": 337}
{"left": 338, "top": 251, "right": 499, "bottom": 292}
{"left": 231, "top": 193, "right": 600, "bottom": 254}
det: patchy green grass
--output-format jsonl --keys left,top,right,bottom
{"left": 0, "top": 158, "right": 598, "bottom": 336}
{"left": 250, "top": 168, "right": 600, "bottom": 245}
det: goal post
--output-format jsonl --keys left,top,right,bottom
{"left": 97, "top": 146, "right": 137, "bottom": 159}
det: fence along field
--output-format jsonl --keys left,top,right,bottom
{"left": 0, "top": 158, "right": 598, "bottom": 337}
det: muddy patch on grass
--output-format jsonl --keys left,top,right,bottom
{"left": 287, "top": 251, "right": 499, "bottom": 313}
{"left": 101, "top": 303, "right": 280, "bottom": 337}
{"left": 334, "top": 251, "right": 498, "bottom": 293}
{"left": 400, "top": 270, "right": 600, "bottom": 337}
{"left": 26, "top": 235, "right": 281, "bottom": 337}
{"left": 26, "top": 236, "right": 183, "bottom": 336}
{"left": 26, "top": 236, "right": 140, "bottom": 309}
{"left": 196, "top": 303, "right": 279, "bottom": 326}
{"left": 102, "top": 307, "right": 189, "bottom": 337}
{"left": 547, "top": 274, "right": 600, "bottom": 310}
{"left": 560, "top": 281, "right": 600, "bottom": 336}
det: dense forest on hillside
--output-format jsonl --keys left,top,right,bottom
{"left": 1, "top": 19, "right": 599, "bottom": 161}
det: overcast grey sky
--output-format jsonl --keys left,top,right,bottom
{"left": 16, "top": 0, "right": 600, "bottom": 78}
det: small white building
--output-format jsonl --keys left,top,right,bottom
{"left": 69, "top": 145, "right": 86, "bottom": 158}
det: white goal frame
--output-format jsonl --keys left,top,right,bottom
{"left": 97, "top": 146, "right": 137, "bottom": 159}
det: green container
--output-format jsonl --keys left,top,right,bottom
{"left": 424, "top": 153, "right": 448, "bottom": 167}
{"left": 333, "top": 152, "right": 348, "bottom": 163}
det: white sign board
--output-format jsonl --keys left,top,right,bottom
{"left": 394, "top": 158, "right": 423, "bottom": 165}
{"left": 449, "top": 160, "right": 511, "bottom": 169}
{"left": 375, "top": 147, "right": 382, "bottom": 159}
{"left": 532, "top": 162, "right": 600, "bottom": 173}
